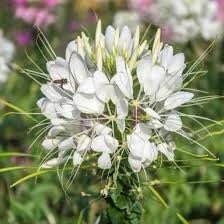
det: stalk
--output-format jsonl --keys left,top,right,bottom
{"left": 100, "top": 166, "right": 143, "bottom": 224}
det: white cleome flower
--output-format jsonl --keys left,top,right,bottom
{"left": 127, "top": 123, "right": 157, "bottom": 172}
{"left": 35, "top": 20, "right": 206, "bottom": 175}
{"left": 0, "top": 30, "right": 15, "bottom": 83}
{"left": 129, "top": 0, "right": 224, "bottom": 43}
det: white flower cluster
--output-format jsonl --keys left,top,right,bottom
{"left": 38, "top": 21, "right": 194, "bottom": 172}
{"left": 0, "top": 30, "right": 15, "bottom": 83}
{"left": 130, "top": 0, "right": 223, "bottom": 43}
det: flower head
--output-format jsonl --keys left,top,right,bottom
{"left": 35, "top": 20, "right": 212, "bottom": 177}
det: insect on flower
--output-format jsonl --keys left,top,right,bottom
{"left": 52, "top": 78, "right": 68, "bottom": 89}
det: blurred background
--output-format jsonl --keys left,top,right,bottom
{"left": 0, "top": 0, "right": 224, "bottom": 223}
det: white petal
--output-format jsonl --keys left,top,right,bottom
{"left": 91, "top": 135, "right": 118, "bottom": 153}
{"left": 159, "top": 45, "right": 173, "bottom": 70}
{"left": 77, "top": 134, "right": 91, "bottom": 153}
{"left": 136, "top": 56, "right": 152, "bottom": 87}
{"left": 164, "top": 113, "right": 182, "bottom": 132}
{"left": 93, "top": 123, "right": 112, "bottom": 135}
{"left": 168, "top": 53, "right": 185, "bottom": 75}
{"left": 42, "top": 138, "right": 61, "bottom": 151}
{"left": 144, "top": 65, "right": 165, "bottom": 96}
{"left": 113, "top": 56, "right": 133, "bottom": 99}
{"left": 137, "top": 57, "right": 165, "bottom": 96}
{"left": 127, "top": 133, "right": 145, "bottom": 160}
{"left": 134, "top": 123, "right": 152, "bottom": 140}
{"left": 128, "top": 154, "right": 142, "bottom": 173}
{"left": 96, "top": 85, "right": 110, "bottom": 103}
{"left": 115, "top": 117, "right": 126, "bottom": 133}
{"left": 73, "top": 92, "right": 105, "bottom": 114}
{"left": 127, "top": 131, "right": 156, "bottom": 164}
{"left": 73, "top": 151, "right": 83, "bottom": 166}
{"left": 37, "top": 97, "right": 57, "bottom": 119}
{"left": 47, "top": 126, "right": 65, "bottom": 138}
{"left": 55, "top": 102, "right": 78, "bottom": 119}
{"left": 157, "top": 143, "right": 174, "bottom": 161}
{"left": 143, "top": 143, "right": 158, "bottom": 164}
{"left": 93, "top": 71, "right": 110, "bottom": 102}
{"left": 65, "top": 40, "right": 77, "bottom": 62}
{"left": 98, "top": 153, "right": 112, "bottom": 169}
{"left": 118, "top": 26, "right": 132, "bottom": 56}
{"left": 41, "top": 158, "right": 61, "bottom": 168}
{"left": 41, "top": 84, "right": 66, "bottom": 102}
{"left": 69, "top": 52, "right": 89, "bottom": 84}
{"left": 47, "top": 57, "right": 69, "bottom": 80}
{"left": 46, "top": 61, "right": 55, "bottom": 77}
{"left": 105, "top": 25, "right": 115, "bottom": 53}
{"left": 147, "top": 119, "right": 163, "bottom": 129}
{"left": 144, "top": 108, "right": 161, "bottom": 119}
{"left": 117, "top": 101, "right": 128, "bottom": 117}
{"left": 58, "top": 136, "right": 74, "bottom": 150}
{"left": 109, "top": 84, "right": 128, "bottom": 134}
{"left": 155, "top": 74, "right": 183, "bottom": 101}
{"left": 164, "top": 91, "right": 194, "bottom": 110}
{"left": 110, "top": 85, "right": 128, "bottom": 117}
{"left": 109, "top": 83, "right": 123, "bottom": 104}
{"left": 93, "top": 70, "right": 109, "bottom": 84}
{"left": 78, "top": 77, "right": 95, "bottom": 94}
{"left": 91, "top": 136, "right": 105, "bottom": 153}
{"left": 50, "top": 118, "right": 68, "bottom": 126}
{"left": 104, "top": 135, "right": 119, "bottom": 152}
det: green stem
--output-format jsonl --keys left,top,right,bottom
{"left": 100, "top": 172, "right": 143, "bottom": 224}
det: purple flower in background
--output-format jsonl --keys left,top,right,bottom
{"left": 42, "top": 0, "right": 59, "bottom": 8}
{"left": 14, "top": 31, "right": 32, "bottom": 45}
{"left": 67, "top": 10, "right": 96, "bottom": 32}
{"left": 11, "top": 0, "right": 59, "bottom": 28}
{"left": 130, "top": 0, "right": 152, "bottom": 13}
{"left": 161, "top": 26, "right": 173, "bottom": 43}
{"left": 34, "top": 9, "right": 55, "bottom": 27}
{"left": 217, "top": 0, "right": 224, "bottom": 22}
{"left": 67, "top": 21, "right": 82, "bottom": 32}
{"left": 15, "top": 6, "right": 55, "bottom": 27}
{"left": 85, "top": 9, "right": 96, "bottom": 22}
{"left": 10, "top": 147, "right": 31, "bottom": 165}
{"left": 15, "top": 7, "right": 37, "bottom": 23}
{"left": 11, "top": 0, "right": 27, "bottom": 6}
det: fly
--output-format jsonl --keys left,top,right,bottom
{"left": 52, "top": 78, "right": 68, "bottom": 89}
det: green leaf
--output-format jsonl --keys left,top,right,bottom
{"left": 10, "top": 200, "right": 34, "bottom": 220}
{"left": 76, "top": 209, "right": 84, "bottom": 224}
{"left": 146, "top": 185, "right": 189, "bottom": 224}
{"left": 0, "top": 166, "right": 27, "bottom": 173}
{"left": 146, "top": 178, "right": 224, "bottom": 185}
{"left": 214, "top": 163, "right": 224, "bottom": 168}
{"left": 0, "top": 97, "right": 37, "bottom": 122}
{"left": 0, "top": 152, "right": 38, "bottom": 158}
{"left": 10, "top": 170, "right": 51, "bottom": 187}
